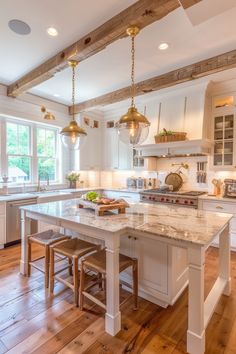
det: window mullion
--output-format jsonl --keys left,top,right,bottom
{"left": 32, "top": 125, "right": 37, "bottom": 184}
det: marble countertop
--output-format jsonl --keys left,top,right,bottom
{"left": 21, "top": 200, "right": 232, "bottom": 246}
{"left": 0, "top": 187, "right": 142, "bottom": 202}
{"left": 199, "top": 194, "right": 236, "bottom": 203}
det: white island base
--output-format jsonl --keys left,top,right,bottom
{"left": 19, "top": 201, "right": 232, "bottom": 354}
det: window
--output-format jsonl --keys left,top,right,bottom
{"left": 4, "top": 119, "right": 60, "bottom": 184}
{"left": 37, "top": 127, "right": 57, "bottom": 181}
{"left": 6, "top": 122, "right": 31, "bottom": 182}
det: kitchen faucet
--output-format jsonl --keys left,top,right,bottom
{"left": 37, "top": 171, "right": 50, "bottom": 192}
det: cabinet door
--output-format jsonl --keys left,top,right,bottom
{"left": 135, "top": 237, "right": 168, "bottom": 294}
{"left": 0, "top": 215, "right": 6, "bottom": 246}
{"left": 212, "top": 113, "right": 235, "bottom": 170}
{"left": 80, "top": 127, "right": 102, "bottom": 170}
{"left": 118, "top": 140, "right": 132, "bottom": 170}
{"left": 103, "top": 128, "right": 119, "bottom": 170}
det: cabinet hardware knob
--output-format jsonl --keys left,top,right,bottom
{"left": 134, "top": 237, "right": 138, "bottom": 240}
{"left": 128, "top": 235, "right": 132, "bottom": 239}
{"left": 216, "top": 205, "right": 223, "bottom": 209}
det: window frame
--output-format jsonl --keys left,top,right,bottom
{"left": 35, "top": 125, "right": 59, "bottom": 182}
{"left": 2, "top": 116, "right": 61, "bottom": 184}
{"left": 6, "top": 120, "right": 32, "bottom": 183}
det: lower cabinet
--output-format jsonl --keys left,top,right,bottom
{"left": 120, "top": 234, "right": 188, "bottom": 307}
{"left": 199, "top": 198, "right": 236, "bottom": 250}
{"left": 0, "top": 203, "right": 6, "bottom": 248}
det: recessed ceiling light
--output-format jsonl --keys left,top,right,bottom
{"left": 158, "top": 42, "right": 169, "bottom": 50}
{"left": 47, "top": 27, "right": 58, "bottom": 37}
{"left": 8, "top": 19, "right": 31, "bottom": 35}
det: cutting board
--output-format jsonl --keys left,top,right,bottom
{"left": 77, "top": 198, "right": 129, "bottom": 216}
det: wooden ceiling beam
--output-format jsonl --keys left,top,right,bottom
{"left": 179, "top": 0, "right": 202, "bottom": 9}
{"left": 70, "top": 48, "right": 236, "bottom": 113}
{"left": 7, "top": 0, "right": 181, "bottom": 97}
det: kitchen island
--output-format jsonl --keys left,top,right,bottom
{"left": 20, "top": 200, "right": 232, "bottom": 354}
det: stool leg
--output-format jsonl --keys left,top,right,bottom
{"left": 45, "top": 246, "right": 50, "bottom": 289}
{"left": 68, "top": 258, "right": 73, "bottom": 276}
{"left": 49, "top": 247, "right": 55, "bottom": 294}
{"left": 79, "top": 260, "right": 85, "bottom": 310}
{"left": 73, "top": 256, "right": 79, "bottom": 307}
{"left": 27, "top": 241, "right": 31, "bottom": 277}
{"left": 133, "top": 260, "right": 138, "bottom": 310}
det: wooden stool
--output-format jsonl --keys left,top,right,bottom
{"left": 80, "top": 249, "right": 138, "bottom": 311}
{"left": 27, "top": 229, "right": 71, "bottom": 288}
{"left": 50, "top": 238, "right": 100, "bottom": 307}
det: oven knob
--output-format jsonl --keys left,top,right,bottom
{"left": 176, "top": 199, "right": 179, "bottom": 203}
{"left": 149, "top": 196, "right": 152, "bottom": 200}
{"left": 166, "top": 198, "right": 169, "bottom": 202}
{"left": 161, "top": 198, "right": 164, "bottom": 202}
{"left": 184, "top": 200, "right": 188, "bottom": 204}
{"left": 190, "top": 201, "right": 194, "bottom": 205}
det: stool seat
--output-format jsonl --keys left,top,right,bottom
{"left": 83, "top": 249, "right": 134, "bottom": 274}
{"left": 80, "top": 249, "right": 138, "bottom": 311}
{"left": 27, "top": 229, "right": 71, "bottom": 289}
{"left": 52, "top": 238, "right": 99, "bottom": 258}
{"left": 50, "top": 238, "right": 100, "bottom": 307}
{"left": 29, "top": 230, "right": 69, "bottom": 246}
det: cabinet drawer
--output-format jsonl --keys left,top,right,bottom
{"left": 202, "top": 201, "right": 236, "bottom": 215}
{"left": 0, "top": 203, "right": 5, "bottom": 215}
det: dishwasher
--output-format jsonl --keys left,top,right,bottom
{"left": 6, "top": 198, "right": 38, "bottom": 245}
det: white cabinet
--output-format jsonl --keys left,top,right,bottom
{"left": 102, "top": 125, "right": 132, "bottom": 170}
{"left": 79, "top": 126, "right": 102, "bottom": 170}
{"left": 120, "top": 234, "right": 188, "bottom": 307}
{"left": 199, "top": 198, "right": 236, "bottom": 250}
{"left": 0, "top": 202, "right": 6, "bottom": 248}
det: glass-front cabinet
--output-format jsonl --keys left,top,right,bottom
{"left": 213, "top": 114, "right": 235, "bottom": 169}
{"left": 212, "top": 94, "right": 236, "bottom": 170}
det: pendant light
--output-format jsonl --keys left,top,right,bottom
{"left": 116, "top": 26, "right": 150, "bottom": 146}
{"left": 60, "top": 60, "right": 87, "bottom": 150}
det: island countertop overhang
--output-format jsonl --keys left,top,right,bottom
{"left": 20, "top": 200, "right": 233, "bottom": 247}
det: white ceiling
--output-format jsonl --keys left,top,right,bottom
{"left": 1, "top": 0, "right": 236, "bottom": 106}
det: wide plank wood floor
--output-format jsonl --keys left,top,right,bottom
{"left": 0, "top": 244, "right": 236, "bottom": 353}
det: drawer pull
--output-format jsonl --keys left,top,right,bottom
{"left": 216, "top": 205, "right": 223, "bottom": 210}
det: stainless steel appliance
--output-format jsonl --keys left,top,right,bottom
{"left": 6, "top": 198, "right": 37, "bottom": 245}
{"left": 140, "top": 190, "right": 206, "bottom": 209}
{"left": 126, "top": 177, "right": 137, "bottom": 189}
{"left": 136, "top": 177, "right": 146, "bottom": 189}
{"left": 223, "top": 179, "right": 236, "bottom": 198}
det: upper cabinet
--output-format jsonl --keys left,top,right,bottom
{"left": 77, "top": 113, "right": 102, "bottom": 171}
{"left": 101, "top": 120, "right": 133, "bottom": 170}
{"left": 211, "top": 94, "right": 236, "bottom": 170}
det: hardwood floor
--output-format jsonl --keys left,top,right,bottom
{"left": 0, "top": 244, "right": 236, "bottom": 354}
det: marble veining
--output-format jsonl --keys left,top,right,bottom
{"left": 21, "top": 200, "right": 232, "bottom": 246}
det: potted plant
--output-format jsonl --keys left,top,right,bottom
{"left": 66, "top": 171, "right": 80, "bottom": 189}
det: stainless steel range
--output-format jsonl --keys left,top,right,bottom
{"left": 140, "top": 189, "right": 206, "bottom": 208}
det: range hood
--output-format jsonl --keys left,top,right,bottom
{"left": 134, "top": 139, "right": 212, "bottom": 158}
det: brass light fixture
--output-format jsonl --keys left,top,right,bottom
{"left": 41, "top": 106, "right": 55, "bottom": 120}
{"left": 116, "top": 26, "right": 150, "bottom": 146}
{"left": 60, "top": 60, "right": 87, "bottom": 150}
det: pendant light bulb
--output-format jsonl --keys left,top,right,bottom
{"left": 60, "top": 60, "right": 87, "bottom": 150}
{"left": 116, "top": 26, "right": 150, "bottom": 146}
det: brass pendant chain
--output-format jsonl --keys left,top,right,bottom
{"left": 131, "top": 35, "right": 135, "bottom": 108}
{"left": 72, "top": 64, "right": 75, "bottom": 121}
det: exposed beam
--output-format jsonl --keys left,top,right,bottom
{"left": 70, "top": 48, "right": 236, "bottom": 113}
{"left": 7, "top": 0, "right": 181, "bottom": 97}
{"left": 179, "top": 0, "right": 202, "bottom": 9}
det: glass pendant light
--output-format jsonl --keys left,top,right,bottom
{"left": 60, "top": 60, "right": 87, "bottom": 150}
{"left": 116, "top": 26, "right": 150, "bottom": 146}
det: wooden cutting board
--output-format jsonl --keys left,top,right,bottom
{"left": 77, "top": 198, "right": 129, "bottom": 216}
